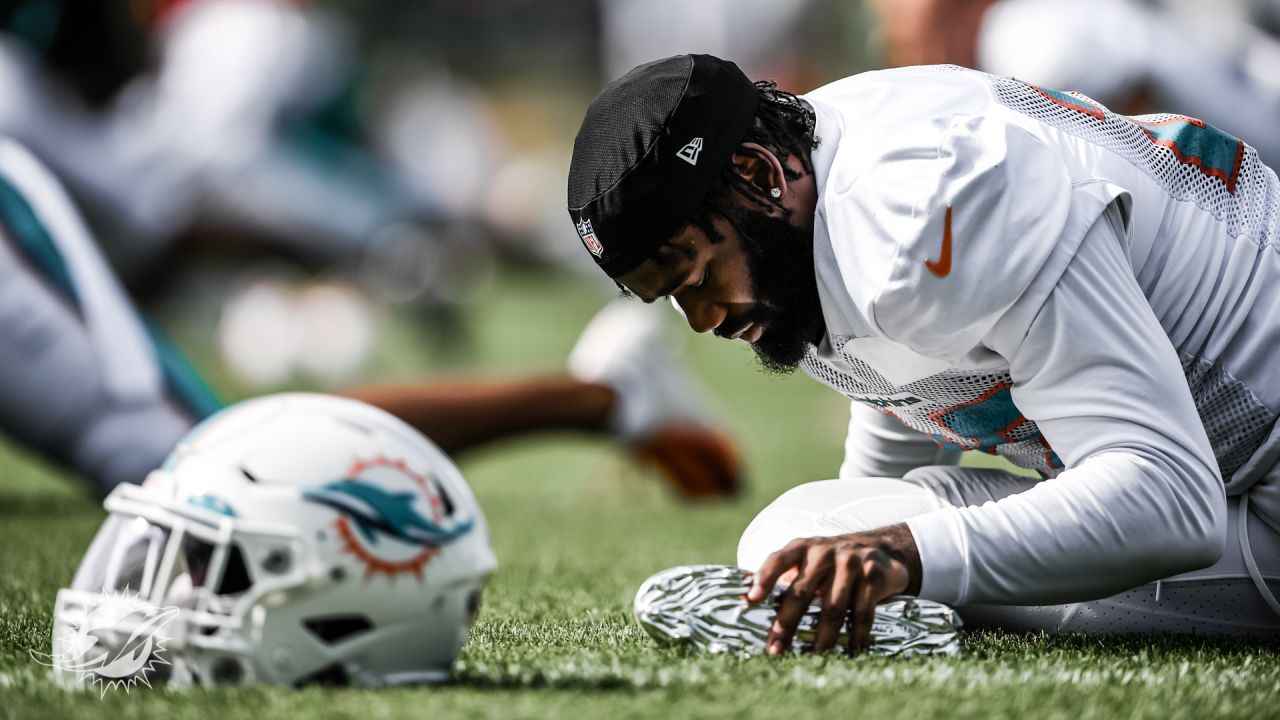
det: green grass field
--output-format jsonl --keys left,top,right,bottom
{"left": 1, "top": 264, "right": 1277, "bottom": 719}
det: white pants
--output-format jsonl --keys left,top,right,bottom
{"left": 738, "top": 468, "right": 1280, "bottom": 636}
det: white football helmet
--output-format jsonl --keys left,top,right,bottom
{"left": 50, "top": 393, "right": 497, "bottom": 688}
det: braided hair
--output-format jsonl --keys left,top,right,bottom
{"left": 690, "top": 80, "right": 819, "bottom": 245}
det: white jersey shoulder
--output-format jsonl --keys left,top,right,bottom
{"left": 804, "top": 67, "right": 1081, "bottom": 361}
{"left": 803, "top": 65, "right": 1276, "bottom": 361}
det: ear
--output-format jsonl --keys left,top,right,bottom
{"left": 728, "top": 142, "right": 787, "bottom": 208}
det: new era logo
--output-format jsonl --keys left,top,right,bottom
{"left": 576, "top": 218, "right": 604, "bottom": 257}
{"left": 676, "top": 137, "right": 703, "bottom": 166}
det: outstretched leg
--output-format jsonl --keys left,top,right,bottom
{"left": 346, "top": 372, "right": 740, "bottom": 500}
{"left": 343, "top": 378, "right": 615, "bottom": 455}
{"left": 0, "top": 140, "right": 739, "bottom": 500}
{"left": 0, "top": 141, "right": 211, "bottom": 496}
{"left": 348, "top": 300, "right": 743, "bottom": 499}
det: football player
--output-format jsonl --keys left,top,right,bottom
{"left": 0, "top": 137, "right": 738, "bottom": 501}
{"left": 566, "top": 55, "right": 1280, "bottom": 651}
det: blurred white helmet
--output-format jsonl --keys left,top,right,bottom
{"left": 49, "top": 393, "right": 496, "bottom": 689}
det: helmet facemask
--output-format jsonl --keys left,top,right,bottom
{"left": 53, "top": 483, "right": 310, "bottom": 689}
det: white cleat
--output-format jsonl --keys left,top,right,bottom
{"left": 634, "top": 564, "right": 963, "bottom": 657}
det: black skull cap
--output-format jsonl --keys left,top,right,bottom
{"left": 567, "top": 54, "right": 760, "bottom": 277}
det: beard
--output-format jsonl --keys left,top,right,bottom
{"left": 715, "top": 207, "right": 825, "bottom": 374}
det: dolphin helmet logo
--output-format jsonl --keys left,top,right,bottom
{"left": 304, "top": 456, "right": 473, "bottom": 579}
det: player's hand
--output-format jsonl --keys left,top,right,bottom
{"left": 631, "top": 424, "right": 742, "bottom": 499}
{"left": 746, "top": 523, "right": 922, "bottom": 656}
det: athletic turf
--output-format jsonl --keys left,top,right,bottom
{"left": 0, "top": 264, "right": 1276, "bottom": 719}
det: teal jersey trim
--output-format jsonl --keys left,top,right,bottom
{"left": 4, "top": 0, "right": 67, "bottom": 57}
{"left": 145, "top": 321, "right": 224, "bottom": 421}
{"left": 1134, "top": 117, "right": 1245, "bottom": 194}
{"left": 0, "top": 174, "right": 222, "bottom": 421}
{"left": 0, "top": 175, "right": 79, "bottom": 308}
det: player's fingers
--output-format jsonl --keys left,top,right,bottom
{"left": 766, "top": 548, "right": 830, "bottom": 655}
{"left": 748, "top": 540, "right": 807, "bottom": 603}
{"left": 812, "top": 554, "right": 854, "bottom": 653}
{"left": 762, "top": 576, "right": 814, "bottom": 650}
{"left": 841, "top": 569, "right": 865, "bottom": 656}
{"left": 847, "top": 557, "right": 884, "bottom": 655}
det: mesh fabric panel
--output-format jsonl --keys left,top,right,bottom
{"left": 978, "top": 69, "right": 1280, "bottom": 250}
{"left": 802, "top": 344, "right": 1280, "bottom": 481}
{"left": 800, "top": 342, "right": 1059, "bottom": 476}
{"left": 1182, "top": 353, "right": 1277, "bottom": 480}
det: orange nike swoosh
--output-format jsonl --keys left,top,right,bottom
{"left": 925, "top": 203, "right": 952, "bottom": 277}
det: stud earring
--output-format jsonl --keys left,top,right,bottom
{"left": 769, "top": 187, "right": 782, "bottom": 199}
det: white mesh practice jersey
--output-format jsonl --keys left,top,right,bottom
{"left": 799, "top": 66, "right": 1280, "bottom": 605}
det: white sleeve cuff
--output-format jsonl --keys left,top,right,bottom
{"left": 905, "top": 507, "right": 971, "bottom": 605}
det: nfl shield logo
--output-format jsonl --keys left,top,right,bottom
{"left": 576, "top": 219, "right": 604, "bottom": 258}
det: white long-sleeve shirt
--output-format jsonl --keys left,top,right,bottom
{"left": 800, "top": 66, "right": 1280, "bottom": 605}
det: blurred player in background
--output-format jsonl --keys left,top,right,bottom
{"left": 0, "top": 0, "right": 498, "bottom": 313}
{"left": 867, "top": 0, "right": 1280, "bottom": 168}
{"left": 567, "top": 55, "right": 1280, "bottom": 650}
{"left": 0, "top": 137, "right": 740, "bottom": 501}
